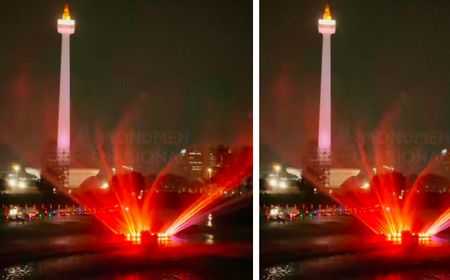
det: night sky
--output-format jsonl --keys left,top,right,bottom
{"left": 0, "top": 0, "right": 252, "bottom": 167}
{"left": 261, "top": 0, "right": 450, "bottom": 173}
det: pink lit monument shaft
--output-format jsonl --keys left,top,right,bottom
{"left": 317, "top": 5, "right": 335, "bottom": 167}
{"left": 57, "top": 5, "right": 75, "bottom": 186}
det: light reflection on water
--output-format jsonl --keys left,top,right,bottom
{"left": 262, "top": 263, "right": 295, "bottom": 280}
{"left": 169, "top": 233, "right": 216, "bottom": 245}
{"left": 1, "top": 264, "right": 34, "bottom": 280}
{"left": 0, "top": 260, "right": 207, "bottom": 280}
{"left": 0, "top": 232, "right": 219, "bottom": 280}
{"left": 96, "top": 271, "right": 202, "bottom": 280}
{"left": 262, "top": 262, "right": 450, "bottom": 280}
{"left": 362, "top": 271, "right": 450, "bottom": 280}
{"left": 205, "top": 234, "right": 214, "bottom": 245}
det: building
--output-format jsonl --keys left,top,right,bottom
{"left": 56, "top": 4, "right": 75, "bottom": 188}
{"left": 207, "top": 145, "right": 232, "bottom": 178}
{"left": 181, "top": 146, "right": 204, "bottom": 179}
{"left": 317, "top": 4, "right": 336, "bottom": 188}
{"left": 181, "top": 145, "right": 235, "bottom": 180}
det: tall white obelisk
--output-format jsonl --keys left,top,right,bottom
{"left": 317, "top": 5, "right": 335, "bottom": 187}
{"left": 57, "top": 4, "right": 75, "bottom": 188}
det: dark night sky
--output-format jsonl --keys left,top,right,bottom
{"left": 261, "top": 0, "right": 450, "bottom": 172}
{"left": 0, "top": 0, "right": 252, "bottom": 167}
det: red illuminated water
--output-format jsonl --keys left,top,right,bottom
{"left": 306, "top": 118, "right": 450, "bottom": 241}
{"left": 330, "top": 168, "right": 449, "bottom": 240}
{"left": 329, "top": 171, "right": 449, "bottom": 241}
{"left": 63, "top": 146, "right": 252, "bottom": 240}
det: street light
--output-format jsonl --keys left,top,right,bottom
{"left": 18, "top": 180, "right": 27, "bottom": 189}
{"left": 7, "top": 178, "right": 17, "bottom": 187}
{"left": 12, "top": 164, "right": 21, "bottom": 178}
{"left": 279, "top": 180, "right": 288, "bottom": 189}
{"left": 273, "top": 164, "right": 281, "bottom": 172}
{"left": 207, "top": 167, "right": 212, "bottom": 179}
{"left": 268, "top": 178, "right": 278, "bottom": 187}
{"left": 272, "top": 164, "right": 281, "bottom": 178}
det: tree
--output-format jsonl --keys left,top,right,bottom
{"left": 35, "top": 172, "right": 56, "bottom": 196}
{"left": 0, "top": 178, "right": 5, "bottom": 194}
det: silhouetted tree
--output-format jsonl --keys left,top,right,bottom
{"left": 0, "top": 178, "right": 5, "bottom": 194}
{"left": 35, "top": 171, "right": 56, "bottom": 197}
{"left": 260, "top": 178, "right": 268, "bottom": 192}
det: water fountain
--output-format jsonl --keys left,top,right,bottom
{"left": 64, "top": 146, "right": 252, "bottom": 244}
{"left": 320, "top": 132, "right": 450, "bottom": 245}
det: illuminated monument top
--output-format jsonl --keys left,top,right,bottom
{"left": 318, "top": 4, "right": 336, "bottom": 34}
{"left": 57, "top": 4, "right": 75, "bottom": 187}
{"left": 57, "top": 4, "right": 75, "bottom": 34}
{"left": 317, "top": 4, "right": 335, "bottom": 187}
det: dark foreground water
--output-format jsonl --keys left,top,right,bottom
{"left": 0, "top": 214, "right": 252, "bottom": 279}
{"left": 263, "top": 263, "right": 450, "bottom": 280}
{"left": 261, "top": 215, "right": 450, "bottom": 280}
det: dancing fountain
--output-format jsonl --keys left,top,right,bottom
{"left": 66, "top": 146, "right": 252, "bottom": 245}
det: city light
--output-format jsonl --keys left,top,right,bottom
{"left": 207, "top": 213, "right": 213, "bottom": 227}
{"left": 207, "top": 167, "right": 213, "bottom": 179}
{"left": 18, "top": 180, "right": 27, "bottom": 189}
{"left": 7, "top": 178, "right": 17, "bottom": 187}
{"left": 272, "top": 164, "right": 281, "bottom": 173}
{"left": 269, "top": 178, "right": 278, "bottom": 187}
{"left": 11, "top": 164, "right": 21, "bottom": 173}
{"left": 269, "top": 207, "right": 280, "bottom": 218}
{"left": 8, "top": 208, "right": 18, "bottom": 216}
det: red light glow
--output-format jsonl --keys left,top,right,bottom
{"left": 67, "top": 146, "right": 252, "bottom": 240}
{"left": 305, "top": 116, "right": 450, "bottom": 242}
